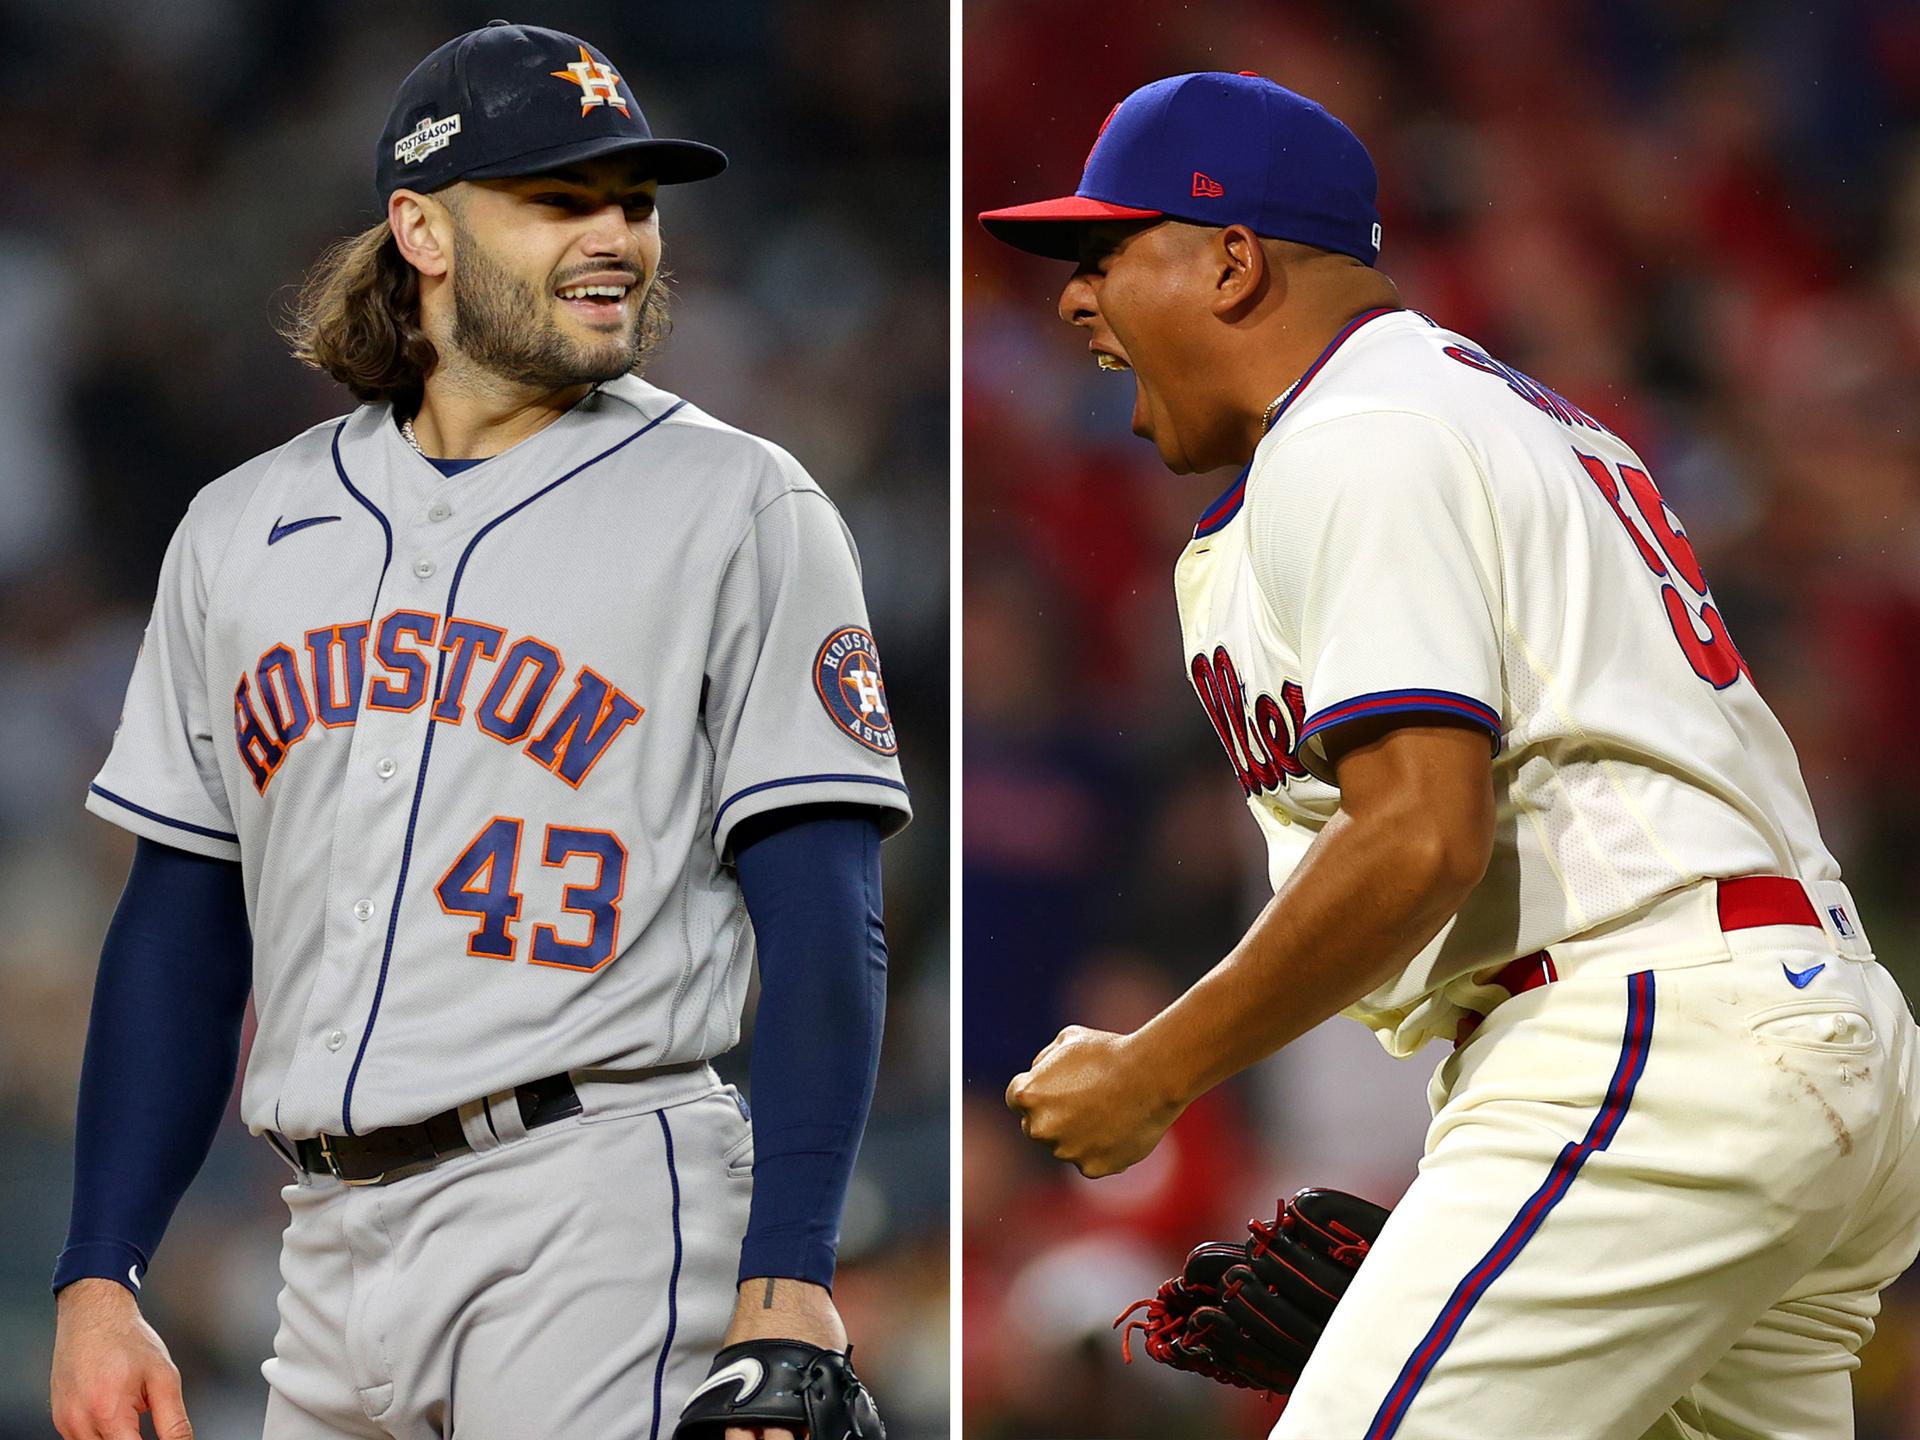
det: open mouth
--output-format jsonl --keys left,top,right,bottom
{"left": 554, "top": 281, "right": 633, "bottom": 323}
{"left": 1093, "top": 349, "right": 1146, "bottom": 434}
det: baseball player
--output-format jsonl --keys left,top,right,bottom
{"left": 49, "top": 22, "right": 905, "bottom": 1440}
{"left": 983, "top": 72, "right": 1920, "bottom": 1438}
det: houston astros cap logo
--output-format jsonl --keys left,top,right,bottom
{"left": 815, "top": 627, "right": 897, "bottom": 755}
{"left": 374, "top": 23, "right": 725, "bottom": 202}
{"left": 551, "top": 44, "right": 630, "bottom": 116}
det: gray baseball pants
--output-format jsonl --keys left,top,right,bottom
{"left": 259, "top": 1068, "right": 750, "bottom": 1439}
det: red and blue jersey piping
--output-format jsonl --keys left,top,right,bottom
{"left": 1298, "top": 688, "right": 1503, "bottom": 751}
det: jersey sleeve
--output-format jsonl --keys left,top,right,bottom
{"left": 704, "top": 484, "right": 911, "bottom": 858}
{"left": 1248, "top": 410, "right": 1505, "bottom": 784}
{"left": 85, "top": 514, "right": 242, "bottom": 861}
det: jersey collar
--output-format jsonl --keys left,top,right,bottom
{"left": 1192, "top": 305, "right": 1401, "bottom": 540}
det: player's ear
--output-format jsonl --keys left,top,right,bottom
{"left": 1209, "top": 224, "right": 1271, "bottom": 319}
{"left": 388, "top": 189, "right": 452, "bottom": 281}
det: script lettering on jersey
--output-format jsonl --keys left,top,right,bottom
{"left": 1443, "top": 345, "right": 1614, "bottom": 437}
{"left": 234, "top": 611, "right": 644, "bottom": 793}
{"left": 1190, "top": 645, "right": 1308, "bottom": 796}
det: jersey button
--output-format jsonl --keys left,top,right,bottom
{"left": 325, "top": 1029, "right": 345, "bottom": 1052}
{"left": 414, "top": 558, "right": 437, "bottom": 579}
{"left": 375, "top": 757, "right": 398, "bottom": 779}
{"left": 353, "top": 898, "right": 374, "bottom": 921}
{"left": 428, "top": 501, "right": 452, "bottom": 522}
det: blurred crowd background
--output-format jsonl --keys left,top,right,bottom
{"left": 965, "top": 0, "right": 1920, "bottom": 1435}
{"left": 0, "top": 2, "right": 947, "bottom": 1436}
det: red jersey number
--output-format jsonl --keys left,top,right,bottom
{"left": 1574, "top": 450, "right": 1750, "bottom": 690}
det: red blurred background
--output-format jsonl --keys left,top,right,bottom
{"left": 963, "top": 1, "right": 1920, "bottom": 1435}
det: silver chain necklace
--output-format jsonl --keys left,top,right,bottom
{"left": 1262, "top": 380, "right": 1300, "bottom": 433}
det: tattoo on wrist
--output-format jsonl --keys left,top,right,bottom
{"left": 762, "top": 1277, "right": 776, "bottom": 1308}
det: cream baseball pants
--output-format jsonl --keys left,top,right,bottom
{"left": 1275, "top": 880, "right": 1920, "bottom": 1440}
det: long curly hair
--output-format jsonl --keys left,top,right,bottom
{"left": 280, "top": 222, "right": 439, "bottom": 413}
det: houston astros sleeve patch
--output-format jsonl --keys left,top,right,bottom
{"left": 814, "top": 626, "right": 897, "bottom": 755}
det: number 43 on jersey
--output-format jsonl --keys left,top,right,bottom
{"left": 436, "top": 818, "right": 626, "bottom": 972}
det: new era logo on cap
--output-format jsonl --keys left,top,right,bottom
{"left": 1192, "top": 172, "right": 1224, "bottom": 198}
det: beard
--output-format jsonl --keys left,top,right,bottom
{"left": 446, "top": 215, "right": 671, "bottom": 391}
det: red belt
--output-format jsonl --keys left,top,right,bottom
{"left": 1453, "top": 876, "right": 1823, "bottom": 1047}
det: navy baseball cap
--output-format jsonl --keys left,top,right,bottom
{"left": 979, "top": 72, "right": 1379, "bottom": 266}
{"left": 375, "top": 20, "right": 727, "bottom": 203}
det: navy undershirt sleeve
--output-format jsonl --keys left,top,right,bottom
{"left": 52, "top": 837, "right": 252, "bottom": 1295}
{"left": 730, "top": 805, "right": 888, "bottom": 1289}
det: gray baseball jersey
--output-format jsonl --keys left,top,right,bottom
{"left": 89, "top": 375, "right": 911, "bottom": 1139}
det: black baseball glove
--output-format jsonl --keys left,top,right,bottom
{"left": 1113, "top": 1187, "right": 1391, "bottom": 1396}
{"left": 673, "top": 1339, "right": 883, "bottom": 1440}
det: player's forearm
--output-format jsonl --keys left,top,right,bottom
{"left": 732, "top": 806, "right": 888, "bottom": 1289}
{"left": 1132, "top": 802, "right": 1486, "bottom": 1107}
{"left": 53, "top": 839, "right": 251, "bottom": 1297}
{"left": 724, "top": 1276, "right": 848, "bottom": 1350}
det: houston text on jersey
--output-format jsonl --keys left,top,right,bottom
{"left": 233, "top": 610, "right": 643, "bottom": 794}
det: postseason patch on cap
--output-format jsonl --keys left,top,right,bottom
{"left": 395, "top": 114, "right": 461, "bottom": 165}
{"left": 815, "top": 626, "right": 897, "bottom": 754}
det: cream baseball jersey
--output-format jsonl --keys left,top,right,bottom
{"left": 88, "top": 376, "right": 910, "bottom": 1137}
{"left": 1176, "top": 307, "right": 1839, "bottom": 1055}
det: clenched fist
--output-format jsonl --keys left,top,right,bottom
{"left": 1006, "top": 1025, "right": 1186, "bottom": 1178}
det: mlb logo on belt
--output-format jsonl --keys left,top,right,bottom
{"left": 1829, "top": 905, "right": 1856, "bottom": 939}
{"left": 551, "top": 45, "right": 631, "bottom": 116}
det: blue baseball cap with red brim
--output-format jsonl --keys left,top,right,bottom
{"left": 978, "top": 71, "right": 1380, "bottom": 266}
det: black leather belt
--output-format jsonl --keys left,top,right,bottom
{"left": 287, "top": 1073, "right": 582, "bottom": 1186}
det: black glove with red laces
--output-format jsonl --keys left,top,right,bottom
{"left": 1114, "top": 1187, "right": 1391, "bottom": 1398}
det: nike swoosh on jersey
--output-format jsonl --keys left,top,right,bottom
{"left": 127, "top": 1264, "right": 142, "bottom": 1290}
{"left": 1782, "top": 962, "right": 1826, "bottom": 989}
{"left": 268, "top": 514, "right": 343, "bottom": 545}
{"left": 682, "top": 1355, "right": 765, "bottom": 1410}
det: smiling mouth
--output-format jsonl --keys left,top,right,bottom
{"left": 554, "top": 282, "right": 634, "bottom": 322}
